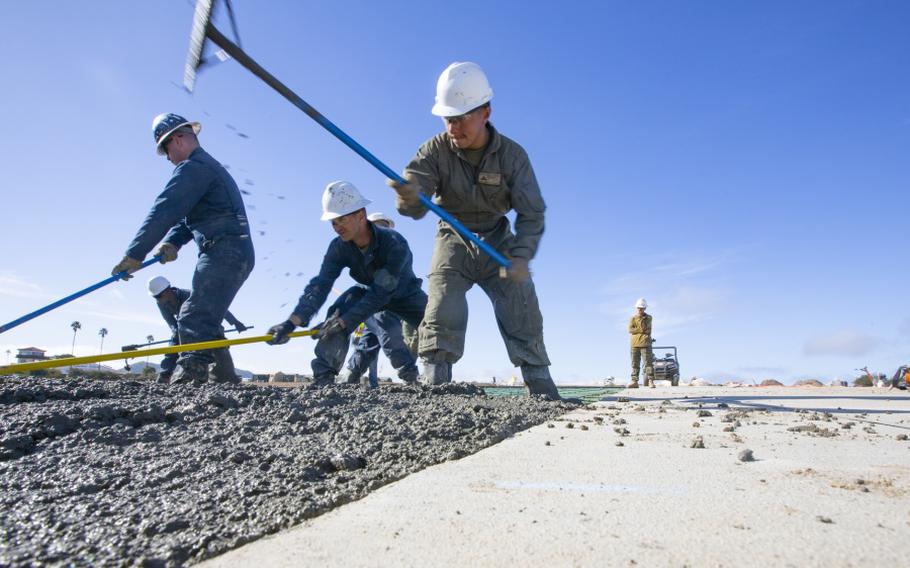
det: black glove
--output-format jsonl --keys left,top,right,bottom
{"left": 234, "top": 322, "right": 248, "bottom": 333}
{"left": 267, "top": 320, "right": 295, "bottom": 345}
{"left": 313, "top": 313, "right": 346, "bottom": 340}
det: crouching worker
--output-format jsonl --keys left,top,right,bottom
{"left": 147, "top": 276, "right": 249, "bottom": 384}
{"left": 267, "top": 182, "right": 428, "bottom": 386}
{"left": 340, "top": 213, "right": 420, "bottom": 387}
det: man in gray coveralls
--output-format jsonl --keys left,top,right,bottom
{"left": 389, "top": 61, "right": 560, "bottom": 399}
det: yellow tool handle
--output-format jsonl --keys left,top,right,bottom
{"left": 0, "top": 330, "right": 317, "bottom": 374}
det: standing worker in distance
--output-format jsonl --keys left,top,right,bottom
{"left": 147, "top": 276, "right": 249, "bottom": 384}
{"left": 628, "top": 298, "right": 654, "bottom": 388}
{"left": 389, "top": 61, "right": 560, "bottom": 399}
{"left": 111, "top": 113, "right": 255, "bottom": 384}
{"left": 339, "top": 212, "right": 420, "bottom": 388}
{"left": 267, "top": 182, "right": 427, "bottom": 386}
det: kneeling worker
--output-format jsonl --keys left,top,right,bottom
{"left": 267, "top": 182, "right": 428, "bottom": 386}
{"left": 341, "top": 212, "right": 420, "bottom": 387}
{"left": 147, "top": 276, "right": 248, "bottom": 384}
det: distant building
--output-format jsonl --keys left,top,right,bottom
{"left": 16, "top": 347, "right": 47, "bottom": 363}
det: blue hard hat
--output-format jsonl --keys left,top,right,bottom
{"left": 151, "top": 113, "right": 201, "bottom": 155}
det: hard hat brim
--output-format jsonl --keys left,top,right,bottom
{"left": 156, "top": 121, "right": 202, "bottom": 155}
{"left": 320, "top": 198, "right": 372, "bottom": 221}
{"left": 431, "top": 101, "right": 490, "bottom": 118}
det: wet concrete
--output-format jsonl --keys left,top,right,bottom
{"left": 0, "top": 375, "right": 570, "bottom": 567}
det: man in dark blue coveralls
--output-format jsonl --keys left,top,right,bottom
{"left": 267, "top": 181, "right": 427, "bottom": 386}
{"left": 340, "top": 212, "right": 419, "bottom": 387}
{"left": 112, "top": 113, "right": 254, "bottom": 384}
{"left": 146, "top": 276, "right": 249, "bottom": 384}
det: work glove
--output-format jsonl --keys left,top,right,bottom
{"left": 155, "top": 242, "right": 178, "bottom": 263}
{"left": 234, "top": 322, "right": 248, "bottom": 333}
{"left": 267, "top": 320, "right": 295, "bottom": 345}
{"left": 386, "top": 175, "right": 422, "bottom": 208}
{"left": 112, "top": 256, "right": 142, "bottom": 280}
{"left": 313, "top": 312, "right": 346, "bottom": 340}
{"left": 506, "top": 257, "right": 530, "bottom": 283}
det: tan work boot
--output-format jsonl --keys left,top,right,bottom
{"left": 627, "top": 380, "right": 639, "bottom": 389}
{"left": 648, "top": 379, "right": 656, "bottom": 389}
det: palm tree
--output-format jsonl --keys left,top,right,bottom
{"left": 97, "top": 328, "right": 108, "bottom": 370}
{"left": 145, "top": 335, "right": 154, "bottom": 368}
{"left": 70, "top": 321, "right": 81, "bottom": 356}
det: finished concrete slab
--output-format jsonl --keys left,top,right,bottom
{"left": 202, "top": 387, "right": 910, "bottom": 567}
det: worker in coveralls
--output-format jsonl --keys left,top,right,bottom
{"left": 389, "top": 61, "right": 561, "bottom": 399}
{"left": 338, "top": 212, "right": 420, "bottom": 388}
{"left": 112, "top": 113, "right": 254, "bottom": 384}
{"left": 628, "top": 298, "right": 654, "bottom": 388}
{"left": 267, "top": 182, "right": 427, "bottom": 386}
{"left": 146, "top": 276, "right": 249, "bottom": 384}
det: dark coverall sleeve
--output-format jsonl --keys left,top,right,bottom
{"left": 338, "top": 240, "right": 410, "bottom": 330}
{"left": 505, "top": 146, "right": 546, "bottom": 260}
{"left": 291, "top": 242, "right": 346, "bottom": 326}
{"left": 396, "top": 139, "right": 441, "bottom": 220}
{"left": 125, "top": 160, "right": 212, "bottom": 260}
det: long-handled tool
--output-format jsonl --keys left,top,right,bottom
{"left": 182, "top": 0, "right": 511, "bottom": 271}
{"left": 0, "top": 256, "right": 162, "bottom": 335}
{"left": 0, "top": 329, "right": 315, "bottom": 374}
{"left": 121, "top": 325, "right": 254, "bottom": 351}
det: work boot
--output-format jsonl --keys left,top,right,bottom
{"left": 156, "top": 372, "right": 172, "bottom": 384}
{"left": 311, "top": 374, "right": 335, "bottom": 388}
{"left": 211, "top": 348, "right": 240, "bottom": 384}
{"left": 398, "top": 367, "right": 419, "bottom": 385}
{"left": 647, "top": 378, "right": 656, "bottom": 389}
{"left": 419, "top": 360, "right": 451, "bottom": 385}
{"left": 170, "top": 359, "right": 209, "bottom": 385}
{"left": 521, "top": 365, "right": 561, "bottom": 400}
{"left": 336, "top": 370, "right": 359, "bottom": 385}
{"left": 627, "top": 380, "right": 640, "bottom": 389}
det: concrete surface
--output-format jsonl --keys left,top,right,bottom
{"left": 201, "top": 387, "right": 910, "bottom": 567}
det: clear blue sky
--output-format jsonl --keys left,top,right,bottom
{"left": 1, "top": 1, "right": 907, "bottom": 384}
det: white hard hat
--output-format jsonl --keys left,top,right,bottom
{"left": 635, "top": 298, "right": 648, "bottom": 309}
{"left": 367, "top": 212, "right": 395, "bottom": 229}
{"left": 148, "top": 276, "right": 171, "bottom": 297}
{"left": 431, "top": 62, "right": 493, "bottom": 117}
{"left": 321, "top": 180, "right": 372, "bottom": 221}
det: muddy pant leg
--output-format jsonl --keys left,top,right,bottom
{"left": 312, "top": 286, "right": 366, "bottom": 385}
{"left": 177, "top": 236, "right": 254, "bottom": 368}
{"left": 477, "top": 274, "right": 550, "bottom": 367}
{"left": 312, "top": 332, "right": 352, "bottom": 385}
{"left": 400, "top": 320, "right": 418, "bottom": 359}
{"left": 372, "top": 311, "right": 418, "bottom": 382}
{"left": 345, "top": 325, "right": 381, "bottom": 380}
{"left": 631, "top": 348, "right": 641, "bottom": 382}
{"left": 643, "top": 346, "right": 654, "bottom": 382}
{"left": 419, "top": 236, "right": 473, "bottom": 364}
{"left": 158, "top": 351, "right": 178, "bottom": 380}
{"left": 211, "top": 348, "right": 238, "bottom": 383}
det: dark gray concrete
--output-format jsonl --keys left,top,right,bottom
{"left": 0, "top": 375, "right": 570, "bottom": 567}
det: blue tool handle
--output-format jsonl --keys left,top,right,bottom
{"left": 0, "top": 256, "right": 161, "bottom": 334}
{"left": 203, "top": 25, "right": 511, "bottom": 270}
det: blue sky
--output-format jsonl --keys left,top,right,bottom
{"left": 1, "top": 1, "right": 907, "bottom": 384}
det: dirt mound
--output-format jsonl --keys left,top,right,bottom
{"left": 0, "top": 376, "right": 569, "bottom": 566}
{"left": 794, "top": 379, "right": 824, "bottom": 387}
{"left": 760, "top": 379, "right": 784, "bottom": 387}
